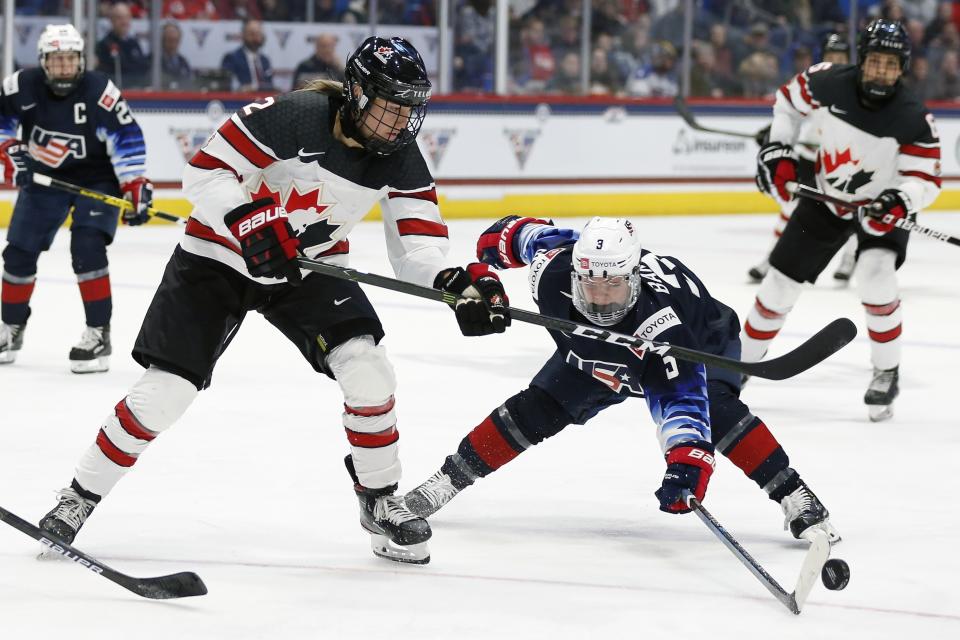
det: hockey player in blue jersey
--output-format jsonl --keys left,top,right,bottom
{"left": 405, "top": 215, "right": 839, "bottom": 544}
{"left": 0, "top": 24, "right": 152, "bottom": 372}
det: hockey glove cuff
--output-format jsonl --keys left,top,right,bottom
{"left": 756, "top": 142, "right": 798, "bottom": 204}
{"left": 860, "top": 189, "right": 912, "bottom": 236}
{"left": 225, "top": 197, "right": 302, "bottom": 285}
{"left": 120, "top": 176, "right": 154, "bottom": 226}
{"left": 434, "top": 263, "right": 511, "bottom": 336}
{"left": 476, "top": 215, "right": 550, "bottom": 269}
{"left": 0, "top": 139, "right": 30, "bottom": 187}
{"left": 655, "top": 441, "right": 716, "bottom": 514}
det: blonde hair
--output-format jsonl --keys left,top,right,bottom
{"left": 298, "top": 79, "right": 344, "bottom": 95}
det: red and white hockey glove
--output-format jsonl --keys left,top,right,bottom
{"left": 476, "top": 215, "right": 550, "bottom": 269}
{"left": 755, "top": 142, "right": 798, "bottom": 204}
{"left": 0, "top": 139, "right": 29, "bottom": 187}
{"left": 859, "top": 189, "right": 911, "bottom": 236}
{"left": 120, "top": 176, "right": 154, "bottom": 226}
{"left": 655, "top": 441, "right": 716, "bottom": 514}
{"left": 434, "top": 262, "right": 511, "bottom": 336}
{"left": 225, "top": 197, "right": 302, "bottom": 285}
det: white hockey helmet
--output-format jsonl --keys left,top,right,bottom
{"left": 571, "top": 217, "right": 643, "bottom": 326}
{"left": 37, "top": 24, "right": 85, "bottom": 96}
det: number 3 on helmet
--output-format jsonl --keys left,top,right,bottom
{"left": 571, "top": 217, "right": 643, "bottom": 327}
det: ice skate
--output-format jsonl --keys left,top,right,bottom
{"left": 864, "top": 366, "right": 899, "bottom": 422}
{"left": 747, "top": 258, "right": 769, "bottom": 283}
{"left": 69, "top": 325, "right": 111, "bottom": 373}
{"left": 345, "top": 456, "right": 431, "bottom": 564}
{"left": 404, "top": 470, "right": 464, "bottom": 518}
{"left": 0, "top": 323, "right": 25, "bottom": 364}
{"left": 38, "top": 487, "right": 97, "bottom": 546}
{"left": 832, "top": 249, "right": 856, "bottom": 284}
{"left": 780, "top": 481, "right": 840, "bottom": 544}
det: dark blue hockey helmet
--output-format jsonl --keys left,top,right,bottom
{"left": 857, "top": 19, "right": 911, "bottom": 100}
{"left": 822, "top": 32, "right": 850, "bottom": 57}
{"left": 341, "top": 36, "right": 432, "bottom": 155}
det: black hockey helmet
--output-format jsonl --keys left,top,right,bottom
{"left": 340, "top": 36, "right": 431, "bottom": 155}
{"left": 857, "top": 19, "right": 911, "bottom": 100}
{"left": 822, "top": 32, "right": 850, "bottom": 56}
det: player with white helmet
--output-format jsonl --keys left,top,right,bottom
{"left": 0, "top": 24, "right": 152, "bottom": 372}
{"left": 405, "top": 215, "right": 839, "bottom": 548}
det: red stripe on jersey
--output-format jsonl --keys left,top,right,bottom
{"left": 185, "top": 218, "right": 242, "bottom": 255}
{"left": 317, "top": 239, "right": 350, "bottom": 257}
{"left": 744, "top": 320, "right": 780, "bottom": 341}
{"left": 779, "top": 86, "right": 801, "bottom": 112}
{"left": 189, "top": 150, "right": 241, "bottom": 179}
{"left": 388, "top": 188, "right": 438, "bottom": 204}
{"left": 78, "top": 275, "right": 110, "bottom": 302}
{"left": 115, "top": 399, "right": 157, "bottom": 442}
{"left": 218, "top": 119, "right": 275, "bottom": 169}
{"left": 796, "top": 74, "right": 813, "bottom": 105}
{"left": 778, "top": 212, "right": 791, "bottom": 223}
{"left": 753, "top": 298, "right": 784, "bottom": 320}
{"left": 396, "top": 219, "right": 449, "bottom": 238}
{"left": 345, "top": 426, "right": 399, "bottom": 448}
{"left": 1, "top": 280, "right": 35, "bottom": 304}
{"left": 345, "top": 396, "right": 396, "bottom": 417}
{"left": 96, "top": 429, "right": 137, "bottom": 467}
{"left": 869, "top": 325, "right": 902, "bottom": 343}
{"left": 467, "top": 415, "right": 521, "bottom": 470}
{"left": 863, "top": 300, "right": 900, "bottom": 316}
{"left": 725, "top": 422, "right": 780, "bottom": 475}
{"left": 899, "top": 170, "right": 942, "bottom": 187}
{"left": 899, "top": 144, "right": 940, "bottom": 159}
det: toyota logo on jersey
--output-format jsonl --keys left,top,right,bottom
{"left": 28, "top": 127, "right": 86, "bottom": 168}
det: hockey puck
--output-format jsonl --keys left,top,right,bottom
{"left": 821, "top": 558, "right": 850, "bottom": 591}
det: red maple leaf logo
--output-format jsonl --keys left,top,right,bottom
{"left": 821, "top": 148, "right": 859, "bottom": 174}
{"left": 250, "top": 181, "right": 281, "bottom": 205}
{"left": 248, "top": 180, "right": 330, "bottom": 216}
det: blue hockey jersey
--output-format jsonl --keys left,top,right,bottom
{"left": 0, "top": 68, "right": 146, "bottom": 187}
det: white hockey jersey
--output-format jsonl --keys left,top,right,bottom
{"left": 769, "top": 62, "right": 940, "bottom": 217}
{"left": 180, "top": 90, "right": 450, "bottom": 287}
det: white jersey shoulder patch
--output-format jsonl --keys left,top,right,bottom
{"left": 528, "top": 247, "right": 564, "bottom": 302}
{"left": 636, "top": 306, "right": 681, "bottom": 341}
{"left": 97, "top": 80, "right": 121, "bottom": 111}
{"left": 2, "top": 71, "right": 21, "bottom": 96}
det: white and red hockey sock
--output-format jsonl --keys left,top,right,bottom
{"left": 343, "top": 395, "right": 401, "bottom": 490}
{"left": 855, "top": 249, "right": 901, "bottom": 370}
{"left": 742, "top": 268, "right": 803, "bottom": 362}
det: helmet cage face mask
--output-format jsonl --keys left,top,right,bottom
{"left": 570, "top": 218, "right": 642, "bottom": 327}
{"left": 38, "top": 24, "right": 85, "bottom": 97}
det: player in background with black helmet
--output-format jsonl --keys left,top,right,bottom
{"left": 36, "top": 36, "right": 510, "bottom": 565}
{"left": 746, "top": 19, "right": 940, "bottom": 421}
{"left": 0, "top": 24, "right": 152, "bottom": 373}
{"left": 747, "top": 33, "right": 853, "bottom": 284}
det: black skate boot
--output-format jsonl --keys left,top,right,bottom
{"left": 864, "top": 366, "right": 899, "bottom": 422}
{"left": 39, "top": 487, "right": 98, "bottom": 545}
{"left": 0, "top": 323, "right": 26, "bottom": 364}
{"left": 345, "top": 456, "right": 431, "bottom": 564}
{"left": 69, "top": 325, "right": 111, "bottom": 373}
{"left": 780, "top": 481, "right": 840, "bottom": 544}
{"left": 832, "top": 249, "right": 856, "bottom": 283}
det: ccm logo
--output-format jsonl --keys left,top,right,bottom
{"left": 687, "top": 449, "right": 716, "bottom": 467}
{"left": 238, "top": 206, "right": 287, "bottom": 236}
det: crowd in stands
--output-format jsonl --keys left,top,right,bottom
{"left": 9, "top": 0, "right": 960, "bottom": 99}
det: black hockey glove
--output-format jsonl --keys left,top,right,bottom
{"left": 655, "top": 441, "right": 716, "bottom": 514}
{"left": 0, "top": 139, "right": 30, "bottom": 187}
{"left": 476, "top": 215, "right": 550, "bottom": 269}
{"left": 225, "top": 198, "right": 302, "bottom": 285}
{"left": 434, "top": 263, "right": 511, "bottom": 336}
{"left": 120, "top": 176, "right": 154, "bottom": 226}
{"left": 755, "top": 141, "right": 798, "bottom": 204}
{"left": 859, "top": 189, "right": 912, "bottom": 236}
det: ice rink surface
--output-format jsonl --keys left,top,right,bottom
{"left": 1, "top": 213, "right": 958, "bottom": 639}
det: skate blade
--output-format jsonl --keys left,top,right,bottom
{"left": 799, "top": 521, "right": 842, "bottom": 546}
{"left": 369, "top": 534, "right": 430, "bottom": 565}
{"left": 70, "top": 356, "right": 110, "bottom": 374}
{"left": 0, "top": 351, "right": 18, "bottom": 364}
{"left": 868, "top": 404, "right": 894, "bottom": 422}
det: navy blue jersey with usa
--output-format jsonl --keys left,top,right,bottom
{"left": 519, "top": 224, "right": 740, "bottom": 453}
{"left": 0, "top": 68, "right": 146, "bottom": 187}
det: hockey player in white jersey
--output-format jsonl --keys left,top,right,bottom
{"left": 745, "top": 20, "right": 940, "bottom": 421}
{"left": 36, "top": 37, "right": 510, "bottom": 565}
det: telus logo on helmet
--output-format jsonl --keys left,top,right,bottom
{"left": 238, "top": 206, "right": 287, "bottom": 236}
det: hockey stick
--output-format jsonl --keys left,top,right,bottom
{"left": 0, "top": 504, "right": 208, "bottom": 600}
{"left": 296, "top": 257, "right": 856, "bottom": 380}
{"left": 673, "top": 96, "right": 763, "bottom": 140}
{"left": 31, "top": 173, "right": 187, "bottom": 225}
{"left": 789, "top": 181, "right": 960, "bottom": 248}
{"left": 683, "top": 492, "right": 830, "bottom": 614}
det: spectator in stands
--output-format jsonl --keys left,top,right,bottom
{"left": 163, "top": 0, "right": 219, "bottom": 19}
{"left": 95, "top": 2, "right": 151, "bottom": 89}
{"left": 221, "top": 19, "right": 274, "bottom": 92}
{"left": 923, "top": 1, "right": 954, "bottom": 47}
{"left": 552, "top": 15, "right": 582, "bottom": 61}
{"left": 589, "top": 47, "right": 623, "bottom": 95}
{"left": 737, "top": 50, "right": 779, "bottom": 98}
{"left": 99, "top": 0, "right": 147, "bottom": 17}
{"left": 292, "top": 33, "right": 344, "bottom": 89}
{"left": 905, "top": 19, "right": 927, "bottom": 57}
{"left": 454, "top": 0, "right": 495, "bottom": 92}
{"left": 340, "top": 0, "right": 367, "bottom": 23}
{"left": 627, "top": 39, "right": 678, "bottom": 98}
{"left": 610, "top": 22, "right": 653, "bottom": 86}
{"left": 790, "top": 45, "right": 814, "bottom": 77}
{"left": 737, "top": 23, "right": 778, "bottom": 68}
{"left": 516, "top": 17, "right": 556, "bottom": 93}
{"left": 689, "top": 41, "right": 724, "bottom": 98}
{"left": 900, "top": 0, "right": 939, "bottom": 24}
{"left": 650, "top": 2, "right": 686, "bottom": 46}
{"left": 932, "top": 49, "right": 960, "bottom": 99}
{"left": 260, "top": 0, "right": 290, "bottom": 21}
{"left": 591, "top": 0, "right": 627, "bottom": 39}
{"left": 547, "top": 51, "right": 583, "bottom": 95}
{"left": 927, "top": 20, "right": 960, "bottom": 73}
{"left": 216, "top": 0, "right": 261, "bottom": 20}
{"left": 160, "top": 22, "right": 193, "bottom": 90}
{"left": 708, "top": 23, "right": 738, "bottom": 92}
{"left": 904, "top": 55, "right": 936, "bottom": 100}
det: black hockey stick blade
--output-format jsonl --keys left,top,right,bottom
{"left": 673, "top": 96, "right": 761, "bottom": 140}
{"left": 0, "top": 505, "right": 208, "bottom": 600}
{"left": 32, "top": 173, "right": 186, "bottom": 225}
{"left": 296, "top": 257, "right": 855, "bottom": 380}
